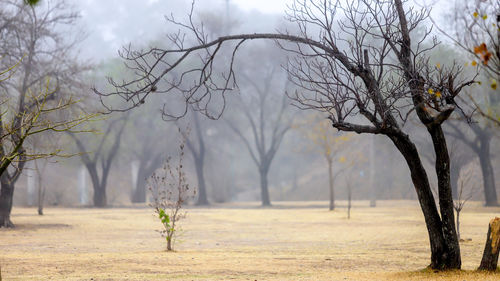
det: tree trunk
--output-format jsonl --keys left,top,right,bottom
{"left": 259, "top": 168, "right": 271, "bottom": 206}
{"left": 328, "top": 159, "right": 335, "bottom": 211}
{"left": 389, "top": 132, "right": 460, "bottom": 269}
{"left": 456, "top": 210, "right": 460, "bottom": 241}
{"left": 478, "top": 138, "right": 498, "bottom": 206}
{"left": 87, "top": 165, "right": 107, "bottom": 207}
{"left": 369, "top": 134, "right": 376, "bottom": 207}
{"left": 167, "top": 237, "right": 173, "bottom": 251}
{"left": 37, "top": 180, "right": 44, "bottom": 216}
{"left": 131, "top": 164, "right": 147, "bottom": 203}
{"left": 93, "top": 186, "right": 107, "bottom": 208}
{"left": 478, "top": 217, "right": 500, "bottom": 271}
{"left": 347, "top": 184, "right": 351, "bottom": 219}
{"left": 0, "top": 181, "right": 14, "bottom": 227}
{"left": 428, "top": 125, "right": 461, "bottom": 269}
{"left": 195, "top": 157, "right": 209, "bottom": 206}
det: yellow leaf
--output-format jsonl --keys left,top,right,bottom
{"left": 471, "top": 60, "right": 477, "bottom": 66}
{"left": 482, "top": 15, "right": 487, "bottom": 20}
{"left": 435, "top": 91, "right": 442, "bottom": 98}
{"left": 427, "top": 88, "right": 434, "bottom": 95}
{"left": 436, "top": 63, "right": 441, "bottom": 69}
{"left": 473, "top": 11, "right": 478, "bottom": 18}
{"left": 491, "top": 79, "right": 497, "bottom": 90}
{"left": 339, "top": 156, "right": 346, "bottom": 163}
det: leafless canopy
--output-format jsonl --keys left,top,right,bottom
{"left": 96, "top": 0, "right": 474, "bottom": 131}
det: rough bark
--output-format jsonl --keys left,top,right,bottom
{"left": 479, "top": 217, "right": 500, "bottom": 271}
{"left": 428, "top": 125, "right": 461, "bottom": 268}
{"left": 389, "top": 132, "right": 460, "bottom": 269}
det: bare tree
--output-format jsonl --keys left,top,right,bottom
{"left": 446, "top": 121, "right": 498, "bottom": 206}
{"left": 128, "top": 113, "right": 170, "bottom": 203}
{"left": 0, "top": 0, "right": 90, "bottom": 227}
{"left": 297, "top": 113, "right": 353, "bottom": 210}
{"left": 68, "top": 115, "right": 128, "bottom": 207}
{"left": 96, "top": 0, "right": 478, "bottom": 269}
{"left": 225, "top": 54, "right": 293, "bottom": 206}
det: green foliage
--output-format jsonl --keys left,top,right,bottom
{"left": 157, "top": 208, "right": 174, "bottom": 242}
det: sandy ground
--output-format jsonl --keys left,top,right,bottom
{"left": 1, "top": 200, "right": 499, "bottom": 280}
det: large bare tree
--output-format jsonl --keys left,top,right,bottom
{"left": 0, "top": 0, "right": 89, "bottom": 226}
{"left": 97, "top": 0, "right": 477, "bottom": 269}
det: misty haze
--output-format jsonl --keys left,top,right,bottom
{"left": 1, "top": 0, "right": 499, "bottom": 280}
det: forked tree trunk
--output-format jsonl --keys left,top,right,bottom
{"left": 0, "top": 181, "right": 14, "bottom": 227}
{"left": 259, "top": 168, "right": 271, "bottom": 206}
{"left": 478, "top": 217, "right": 500, "bottom": 271}
{"left": 327, "top": 159, "right": 335, "bottom": 211}
{"left": 87, "top": 165, "right": 107, "bottom": 207}
{"left": 389, "top": 132, "right": 461, "bottom": 269}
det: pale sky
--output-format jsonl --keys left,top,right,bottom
{"left": 230, "top": 0, "right": 292, "bottom": 14}
{"left": 76, "top": 0, "right": 448, "bottom": 62}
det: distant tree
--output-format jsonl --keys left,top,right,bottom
{"left": 297, "top": 114, "right": 352, "bottom": 210}
{"left": 178, "top": 112, "right": 210, "bottom": 205}
{"left": 446, "top": 121, "right": 498, "bottom": 206}
{"left": 97, "top": 0, "right": 478, "bottom": 269}
{"left": 128, "top": 105, "right": 172, "bottom": 203}
{"left": 453, "top": 165, "right": 478, "bottom": 241}
{"left": 68, "top": 115, "right": 128, "bottom": 207}
{"left": 225, "top": 50, "right": 293, "bottom": 206}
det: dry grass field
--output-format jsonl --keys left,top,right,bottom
{"left": 1, "top": 200, "right": 499, "bottom": 280}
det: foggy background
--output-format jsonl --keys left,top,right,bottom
{"left": 10, "top": 0, "right": 499, "bottom": 208}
